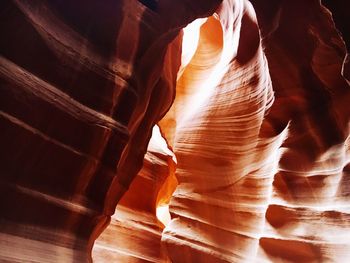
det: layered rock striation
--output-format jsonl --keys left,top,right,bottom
{"left": 1, "top": 0, "right": 349, "bottom": 262}
{"left": 93, "top": 125, "right": 177, "bottom": 262}
{"left": 0, "top": 0, "right": 188, "bottom": 261}
{"left": 161, "top": 0, "right": 350, "bottom": 262}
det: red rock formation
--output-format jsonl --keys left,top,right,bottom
{"left": 0, "top": 0, "right": 179, "bottom": 261}
{"left": 1, "top": 0, "right": 349, "bottom": 262}
{"left": 251, "top": 1, "right": 350, "bottom": 261}
{"left": 160, "top": 0, "right": 350, "bottom": 262}
{"left": 93, "top": 125, "right": 176, "bottom": 262}
{"left": 160, "top": 1, "right": 278, "bottom": 261}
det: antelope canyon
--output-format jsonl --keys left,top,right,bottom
{"left": 0, "top": 0, "right": 349, "bottom": 262}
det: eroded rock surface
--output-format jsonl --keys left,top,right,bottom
{"left": 0, "top": 0, "right": 190, "bottom": 261}
{"left": 160, "top": 0, "right": 350, "bottom": 262}
{"left": 93, "top": 126, "right": 176, "bottom": 262}
{"left": 1, "top": 0, "right": 349, "bottom": 262}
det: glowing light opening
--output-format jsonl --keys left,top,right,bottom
{"left": 156, "top": 205, "right": 171, "bottom": 226}
{"left": 151, "top": 125, "right": 177, "bottom": 227}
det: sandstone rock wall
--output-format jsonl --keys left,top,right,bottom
{"left": 1, "top": 0, "right": 349, "bottom": 262}
{"left": 160, "top": 0, "right": 350, "bottom": 262}
{"left": 0, "top": 0, "right": 189, "bottom": 261}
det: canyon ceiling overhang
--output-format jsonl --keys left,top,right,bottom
{"left": 0, "top": 0, "right": 349, "bottom": 262}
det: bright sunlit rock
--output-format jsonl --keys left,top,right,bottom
{"left": 156, "top": 205, "right": 171, "bottom": 226}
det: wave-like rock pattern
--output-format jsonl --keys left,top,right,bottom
{"left": 160, "top": 0, "right": 350, "bottom": 262}
{"left": 251, "top": 0, "right": 350, "bottom": 261}
{"left": 160, "top": 1, "right": 278, "bottom": 262}
{"left": 0, "top": 0, "right": 209, "bottom": 261}
{"left": 93, "top": 126, "right": 176, "bottom": 262}
{"left": 1, "top": 0, "right": 350, "bottom": 262}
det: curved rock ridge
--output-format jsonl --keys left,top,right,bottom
{"left": 159, "top": 0, "right": 350, "bottom": 262}
{"left": 1, "top": 0, "right": 350, "bottom": 262}
{"left": 93, "top": 125, "right": 176, "bottom": 263}
{"left": 250, "top": 0, "right": 350, "bottom": 261}
{"left": 160, "top": 0, "right": 278, "bottom": 262}
{"left": 0, "top": 0, "right": 221, "bottom": 261}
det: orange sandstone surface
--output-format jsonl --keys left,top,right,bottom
{"left": 0, "top": 0, "right": 349, "bottom": 262}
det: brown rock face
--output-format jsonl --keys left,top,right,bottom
{"left": 1, "top": 0, "right": 349, "bottom": 262}
{"left": 0, "top": 0, "right": 183, "bottom": 261}
{"left": 93, "top": 125, "right": 177, "bottom": 262}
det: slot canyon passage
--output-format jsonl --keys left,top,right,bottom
{"left": 0, "top": 0, "right": 350, "bottom": 262}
